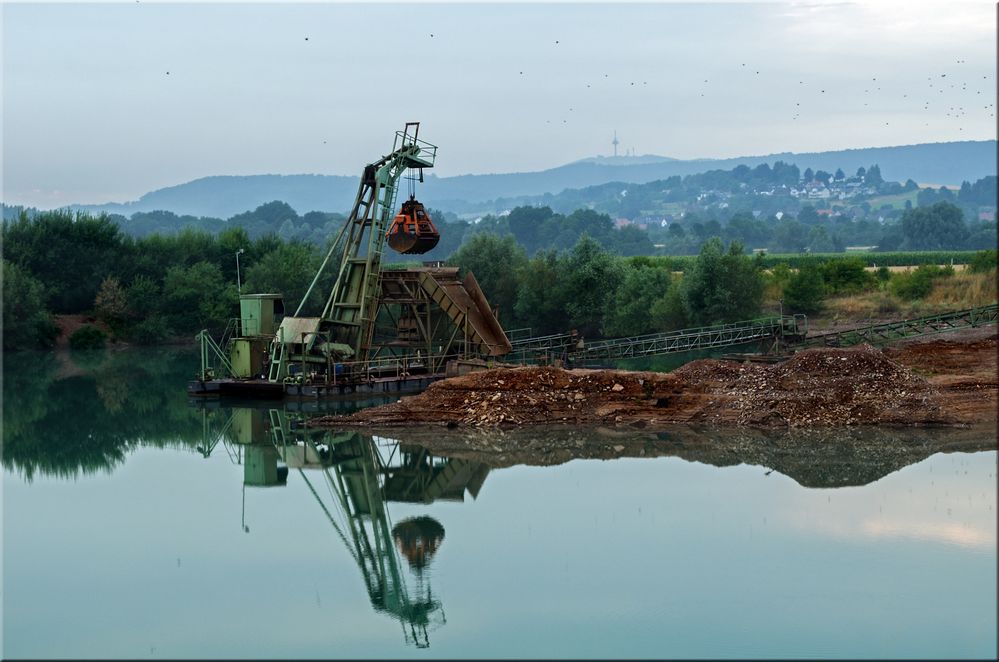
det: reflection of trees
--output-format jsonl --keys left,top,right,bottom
{"left": 368, "top": 425, "right": 998, "bottom": 489}
{"left": 2, "top": 349, "right": 204, "bottom": 481}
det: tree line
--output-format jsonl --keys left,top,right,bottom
{"left": 2, "top": 210, "right": 341, "bottom": 350}
{"left": 4, "top": 206, "right": 996, "bottom": 351}
{"left": 452, "top": 233, "right": 997, "bottom": 339}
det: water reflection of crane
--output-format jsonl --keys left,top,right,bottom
{"left": 196, "top": 405, "right": 489, "bottom": 647}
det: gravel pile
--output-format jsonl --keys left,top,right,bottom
{"left": 311, "top": 344, "right": 952, "bottom": 430}
{"left": 688, "top": 344, "right": 944, "bottom": 427}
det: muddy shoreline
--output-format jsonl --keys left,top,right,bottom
{"left": 311, "top": 327, "right": 998, "bottom": 432}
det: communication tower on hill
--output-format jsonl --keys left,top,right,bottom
{"left": 612, "top": 130, "right": 619, "bottom": 157}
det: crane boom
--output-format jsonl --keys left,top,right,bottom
{"left": 267, "top": 123, "right": 436, "bottom": 381}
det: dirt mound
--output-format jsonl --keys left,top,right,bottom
{"left": 886, "top": 335, "right": 998, "bottom": 375}
{"left": 329, "top": 365, "right": 675, "bottom": 428}
{"left": 311, "top": 342, "right": 969, "bottom": 430}
{"left": 714, "top": 344, "right": 945, "bottom": 427}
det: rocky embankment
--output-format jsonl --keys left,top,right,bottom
{"left": 311, "top": 332, "right": 997, "bottom": 431}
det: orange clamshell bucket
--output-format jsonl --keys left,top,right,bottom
{"left": 386, "top": 196, "right": 440, "bottom": 254}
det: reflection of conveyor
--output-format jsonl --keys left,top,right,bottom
{"left": 200, "top": 406, "right": 489, "bottom": 648}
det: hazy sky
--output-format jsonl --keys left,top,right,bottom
{"left": 3, "top": 1, "right": 996, "bottom": 208}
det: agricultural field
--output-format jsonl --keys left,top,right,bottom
{"left": 638, "top": 250, "right": 983, "bottom": 272}
{"left": 864, "top": 189, "right": 921, "bottom": 210}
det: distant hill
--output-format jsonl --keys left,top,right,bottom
{"left": 70, "top": 140, "right": 996, "bottom": 218}
{"left": 572, "top": 154, "right": 682, "bottom": 166}
{"left": 72, "top": 174, "right": 359, "bottom": 220}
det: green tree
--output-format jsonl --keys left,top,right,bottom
{"left": 783, "top": 262, "right": 826, "bottom": 314}
{"left": 241, "top": 242, "right": 323, "bottom": 314}
{"left": 558, "top": 235, "right": 624, "bottom": 337}
{"left": 451, "top": 233, "right": 528, "bottom": 324}
{"left": 604, "top": 265, "right": 673, "bottom": 337}
{"left": 798, "top": 205, "right": 820, "bottom": 224}
{"left": 162, "top": 262, "right": 237, "bottom": 334}
{"left": 506, "top": 205, "right": 555, "bottom": 254}
{"left": 821, "top": 258, "right": 874, "bottom": 295}
{"left": 611, "top": 225, "right": 655, "bottom": 256}
{"left": 2, "top": 260, "right": 58, "bottom": 350}
{"left": 681, "top": 238, "right": 764, "bottom": 325}
{"left": 807, "top": 225, "right": 834, "bottom": 252}
{"left": 2, "top": 210, "right": 124, "bottom": 313}
{"left": 126, "top": 275, "right": 161, "bottom": 319}
{"left": 94, "top": 276, "right": 128, "bottom": 334}
{"left": 900, "top": 201, "right": 968, "bottom": 250}
{"left": 514, "top": 250, "right": 564, "bottom": 335}
{"left": 649, "top": 280, "right": 689, "bottom": 331}
{"left": 865, "top": 164, "right": 884, "bottom": 186}
{"left": 774, "top": 218, "right": 809, "bottom": 253}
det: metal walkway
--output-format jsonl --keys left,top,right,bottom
{"left": 801, "top": 303, "right": 998, "bottom": 348}
{"left": 574, "top": 316, "right": 806, "bottom": 361}
{"left": 507, "top": 315, "right": 807, "bottom": 363}
{"left": 504, "top": 303, "right": 998, "bottom": 364}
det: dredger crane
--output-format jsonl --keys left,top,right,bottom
{"left": 191, "top": 122, "right": 510, "bottom": 395}
{"left": 267, "top": 123, "right": 440, "bottom": 382}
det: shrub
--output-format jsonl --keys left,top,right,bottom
{"left": 129, "top": 315, "right": 170, "bottom": 345}
{"left": 890, "top": 264, "right": 954, "bottom": 301}
{"left": 968, "top": 249, "right": 997, "bottom": 274}
{"left": 36, "top": 318, "right": 61, "bottom": 348}
{"left": 783, "top": 263, "right": 826, "bottom": 314}
{"left": 821, "top": 257, "right": 874, "bottom": 295}
{"left": 69, "top": 325, "right": 107, "bottom": 350}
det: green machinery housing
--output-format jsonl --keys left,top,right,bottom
{"left": 195, "top": 123, "right": 511, "bottom": 390}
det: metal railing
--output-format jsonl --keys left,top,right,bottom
{"left": 502, "top": 315, "right": 806, "bottom": 364}
{"left": 278, "top": 351, "right": 466, "bottom": 387}
{"left": 802, "top": 303, "right": 998, "bottom": 348}
{"left": 196, "top": 329, "right": 235, "bottom": 380}
{"left": 572, "top": 315, "right": 806, "bottom": 361}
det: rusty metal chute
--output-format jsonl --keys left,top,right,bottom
{"left": 386, "top": 196, "right": 440, "bottom": 255}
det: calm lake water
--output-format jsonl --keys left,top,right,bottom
{"left": 3, "top": 348, "right": 997, "bottom": 659}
